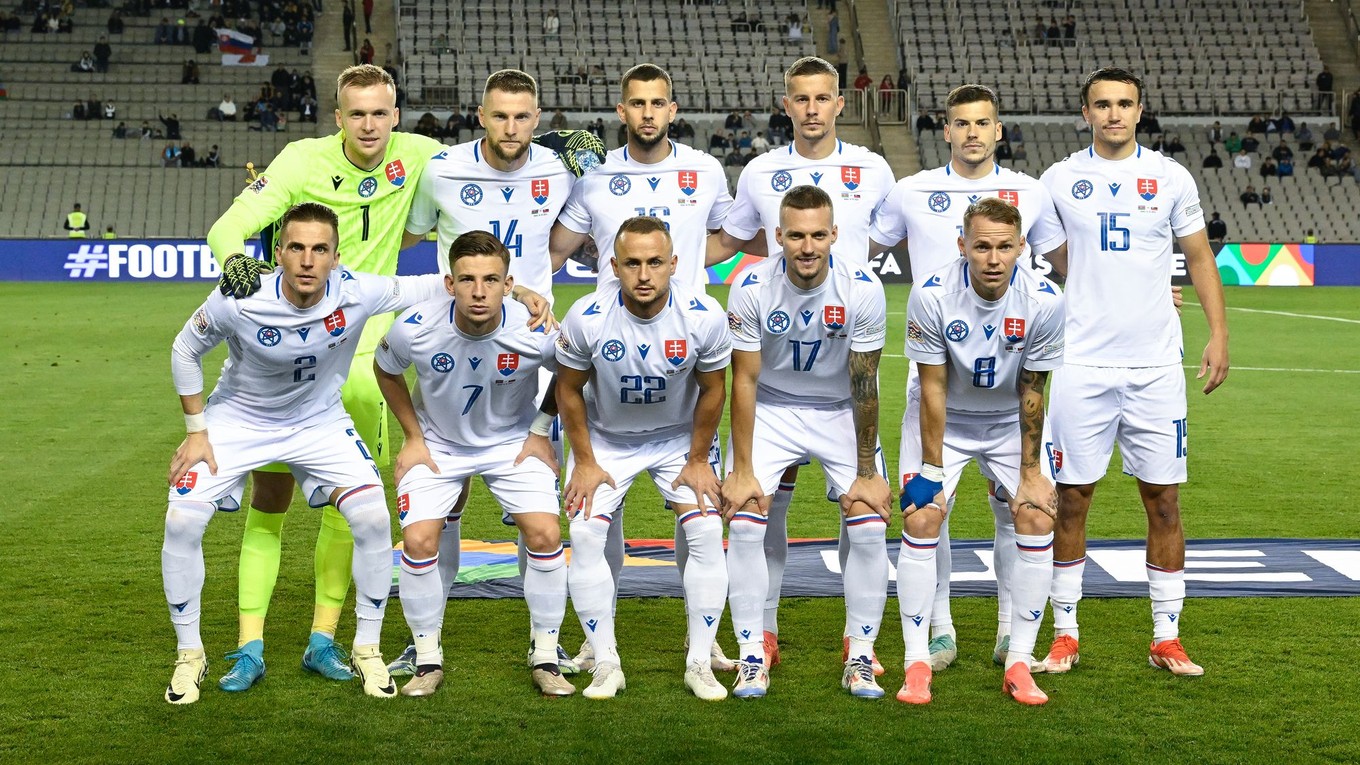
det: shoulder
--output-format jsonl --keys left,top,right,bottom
{"left": 740, "top": 147, "right": 785, "bottom": 173}
{"left": 1015, "top": 267, "right": 1062, "bottom": 304}
{"left": 733, "top": 257, "right": 780, "bottom": 290}
{"left": 392, "top": 131, "right": 447, "bottom": 158}
{"left": 563, "top": 288, "right": 614, "bottom": 323}
{"left": 675, "top": 142, "right": 723, "bottom": 171}
{"left": 391, "top": 297, "right": 449, "bottom": 339}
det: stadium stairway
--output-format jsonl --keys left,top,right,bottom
{"left": 840, "top": 0, "right": 919, "bottom": 177}
{"left": 1305, "top": 0, "right": 1360, "bottom": 109}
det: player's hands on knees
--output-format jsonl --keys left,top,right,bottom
{"left": 1198, "top": 335, "right": 1229, "bottom": 394}
{"left": 514, "top": 433, "right": 559, "bottom": 473}
{"left": 511, "top": 285, "right": 558, "bottom": 332}
{"left": 169, "top": 431, "right": 217, "bottom": 487}
{"left": 673, "top": 458, "right": 722, "bottom": 515}
{"left": 1171, "top": 284, "right": 1184, "bottom": 315}
{"left": 1013, "top": 473, "right": 1058, "bottom": 520}
{"left": 564, "top": 461, "right": 614, "bottom": 519}
{"left": 720, "top": 471, "right": 764, "bottom": 520}
{"left": 394, "top": 438, "right": 439, "bottom": 486}
{"left": 218, "top": 253, "right": 271, "bottom": 299}
{"left": 900, "top": 472, "right": 944, "bottom": 516}
{"left": 843, "top": 474, "right": 893, "bottom": 521}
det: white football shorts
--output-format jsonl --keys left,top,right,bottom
{"left": 1049, "top": 363, "right": 1188, "bottom": 485}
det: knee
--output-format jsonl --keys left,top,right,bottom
{"left": 568, "top": 515, "right": 609, "bottom": 557}
{"left": 1057, "top": 486, "right": 1093, "bottom": 525}
{"left": 844, "top": 514, "right": 887, "bottom": 546}
{"left": 727, "top": 515, "right": 767, "bottom": 545}
{"left": 165, "top": 500, "right": 214, "bottom": 542}
{"left": 250, "top": 473, "right": 294, "bottom": 512}
{"left": 904, "top": 506, "right": 944, "bottom": 539}
{"left": 520, "top": 519, "right": 562, "bottom": 554}
{"left": 1013, "top": 505, "right": 1054, "bottom": 536}
{"left": 401, "top": 525, "right": 440, "bottom": 560}
{"left": 1144, "top": 488, "right": 1181, "bottom": 529}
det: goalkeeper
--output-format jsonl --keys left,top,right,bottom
{"left": 204, "top": 64, "right": 600, "bottom": 693}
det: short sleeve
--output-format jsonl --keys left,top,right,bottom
{"left": 696, "top": 304, "right": 733, "bottom": 372}
{"left": 725, "top": 274, "right": 764, "bottom": 351}
{"left": 366, "top": 273, "right": 446, "bottom": 315}
{"left": 536, "top": 327, "right": 561, "bottom": 373}
{"left": 554, "top": 298, "right": 597, "bottom": 371}
{"left": 849, "top": 270, "right": 887, "bottom": 353}
{"left": 721, "top": 167, "right": 762, "bottom": 241}
{"left": 1025, "top": 183, "right": 1067, "bottom": 255}
{"left": 904, "top": 288, "right": 946, "bottom": 365}
{"left": 868, "top": 179, "right": 909, "bottom": 248}
{"left": 556, "top": 176, "right": 595, "bottom": 235}
{"left": 374, "top": 309, "right": 416, "bottom": 375}
{"left": 1023, "top": 287, "right": 1066, "bottom": 372}
{"left": 705, "top": 163, "right": 735, "bottom": 230}
{"left": 404, "top": 160, "right": 438, "bottom": 236}
{"left": 1169, "top": 163, "right": 1206, "bottom": 237}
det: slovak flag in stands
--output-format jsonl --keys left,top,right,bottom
{"left": 678, "top": 171, "right": 698, "bottom": 196}
{"left": 497, "top": 353, "right": 519, "bottom": 376}
{"left": 998, "top": 189, "right": 1019, "bottom": 206}
{"left": 1138, "top": 178, "right": 1158, "bottom": 201}
{"left": 217, "top": 28, "right": 255, "bottom": 55}
{"left": 841, "top": 166, "right": 860, "bottom": 191}
{"left": 665, "top": 339, "right": 687, "bottom": 366}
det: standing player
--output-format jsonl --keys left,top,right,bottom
{"left": 556, "top": 217, "right": 733, "bottom": 700}
{"left": 374, "top": 231, "right": 573, "bottom": 697}
{"left": 897, "top": 198, "right": 1064, "bottom": 706}
{"left": 722, "top": 186, "right": 891, "bottom": 700}
{"left": 548, "top": 63, "right": 736, "bottom": 672}
{"left": 707, "top": 56, "right": 895, "bottom": 670}
{"left": 868, "top": 84, "right": 1067, "bottom": 671}
{"left": 1036, "top": 68, "right": 1229, "bottom": 676}
{"left": 162, "top": 203, "right": 444, "bottom": 704}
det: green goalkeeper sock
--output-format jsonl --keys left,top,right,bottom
{"left": 312, "top": 505, "right": 353, "bottom": 638}
{"left": 238, "top": 508, "right": 286, "bottom": 647}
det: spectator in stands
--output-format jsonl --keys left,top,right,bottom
{"left": 1165, "top": 134, "right": 1185, "bottom": 157}
{"left": 543, "top": 8, "right": 559, "bottom": 37}
{"left": 1046, "top": 18, "right": 1060, "bottom": 47}
{"left": 832, "top": 40, "right": 849, "bottom": 87}
{"left": 915, "top": 111, "right": 935, "bottom": 138}
{"left": 1278, "top": 112, "right": 1296, "bottom": 135}
{"left": 107, "top": 10, "right": 124, "bottom": 34}
{"left": 359, "top": 37, "right": 375, "bottom": 65}
{"left": 588, "top": 117, "right": 606, "bottom": 141}
{"left": 258, "top": 103, "right": 280, "bottom": 132}
{"left": 995, "top": 139, "right": 1012, "bottom": 161}
{"left": 674, "top": 118, "right": 696, "bottom": 144}
{"left": 709, "top": 130, "right": 730, "bottom": 152}
{"left": 1224, "top": 131, "right": 1242, "bottom": 154}
{"left": 182, "top": 60, "right": 200, "bottom": 85}
{"left": 1207, "top": 121, "right": 1224, "bottom": 144}
{"left": 1247, "top": 115, "right": 1267, "bottom": 135}
{"left": 1260, "top": 187, "right": 1273, "bottom": 205}
{"left": 737, "top": 131, "right": 753, "bottom": 150}
{"left": 1277, "top": 155, "right": 1295, "bottom": 178}
{"left": 160, "top": 113, "right": 182, "bottom": 140}
{"left": 1328, "top": 141, "right": 1350, "bottom": 163}
{"left": 1316, "top": 66, "right": 1333, "bottom": 112}
{"left": 878, "top": 75, "right": 895, "bottom": 113}
{"left": 103, "top": 226, "right": 117, "bottom": 239}
{"left": 1304, "top": 229, "right": 1318, "bottom": 244}
{"left": 64, "top": 204, "right": 89, "bottom": 238}
{"left": 414, "top": 112, "right": 439, "bottom": 138}
{"left": 725, "top": 111, "right": 742, "bottom": 131}
{"left": 1296, "top": 122, "right": 1315, "bottom": 151}
{"left": 216, "top": 95, "right": 238, "bottom": 121}
{"left": 751, "top": 130, "right": 770, "bottom": 154}
{"left": 1323, "top": 122, "right": 1341, "bottom": 143}
{"left": 103, "top": 100, "right": 116, "bottom": 120}
{"left": 72, "top": 51, "right": 95, "bottom": 73}
{"left": 203, "top": 145, "right": 221, "bottom": 167}
{"left": 299, "top": 94, "right": 318, "bottom": 122}
{"left": 1233, "top": 149, "right": 1252, "bottom": 172}
{"left": 1308, "top": 147, "right": 1329, "bottom": 173}
{"left": 853, "top": 66, "right": 872, "bottom": 91}
{"left": 1351, "top": 91, "right": 1360, "bottom": 140}
{"left": 443, "top": 111, "right": 465, "bottom": 141}
{"left": 466, "top": 105, "right": 481, "bottom": 137}
{"left": 56, "top": 12, "right": 71, "bottom": 33}
{"left": 1150, "top": 134, "right": 1165, "bottom": 152}
{"left": 1268, "top": 140, "right": 1292, "bottom": 164}
{"left": 1259, "top": 158, "right": 1277, "bottom": 178}
{"left": 193, "top": 19, "right": 214, "bottom": 54}
{"left": 94, "top": 36, "right": 112, "bottom": 73}
{"left": 549, "top": 108, "right": 568, "bottom": 131}
{"left": 1063, "top": 15, "right": 1076, "bottom": 44}
{"left": 1202, "top": 149, "right": 1223, "bottom": 169}
{"left": 140, "top": 122, "right": 155, "bottom": 141}
{"left": 1206, "top": 213, "right": 1227, "bottom": 243}
{"left": 1033, "top": 19, "right": 1046, "bottom": 45}
{"left": 724, "top": 145, "right": 746, "bottom": 168}
{"left": 742, "top": 110, "right": 756, "bottom": 131}
{"left": 787, "top": 13, "right": 803, "bottom": 42}
{"left": 180, "top": 141, "right": 197, "bottom": 167}
{"left": 1136, "top": 109, "right": 1161, "bottom": 137}
{"left": 1241, "top": 134, "right": 1259, "bottom": 154}
{"left": 155, "top": 16, "right": 174, "bottom": 44}
{"left": 112, "top": 121, "right": 128, "bottom": 138}
{"left": 1012, "top": 142, "right": 1027, "bottom": 161}
{"left": 769, "top": 107, "right": 791, "bottom": 144}
{"left": 162, "top": 143, "right": 181, "bottom": 168}
{"left": 1239, "top": 185, "right": 1260, "bottom": 208}
{"left": 342, "top": 0, "right": 355, "bottom": 51}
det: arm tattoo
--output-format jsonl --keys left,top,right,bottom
{"left": 1018, "top": 369, "right": 1049, "bottom": 470}
{"left": 848, "top": 350, "right": 882, "bottom": 476}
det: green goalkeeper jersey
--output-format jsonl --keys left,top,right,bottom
{"left": 206, "top": 130, "right": 446, "bottom": 277}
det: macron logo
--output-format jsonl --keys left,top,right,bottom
{"left": 64, "top": 245, "right": 109, "bottom": 278}
{"left": 703, "top": 615, "right": 716, "bottom": 627}
{"left": 587, "top": 619, "right": 599, "bottom": 632}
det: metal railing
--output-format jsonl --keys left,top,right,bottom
{"left": 876, "top": 89, "right": 909, "bottom": 124}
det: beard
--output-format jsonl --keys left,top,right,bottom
{"left": 629, "top": 121, "right": 670, "bottom": 149}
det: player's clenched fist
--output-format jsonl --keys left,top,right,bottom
{"left": 218, "top": 253, "right": 273, "bottom": 299}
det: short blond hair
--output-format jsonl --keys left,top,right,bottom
{"left": 336, "top": 64, "right": 396, "bottom": 100}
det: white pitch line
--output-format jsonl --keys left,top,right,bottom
{"left": 1186, "top": 302, "right": 1360, "bottom": 325}
{"left": 883, "top": 354, "right": 1358, "bottom": 372}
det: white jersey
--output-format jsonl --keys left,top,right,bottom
{"left": 374, "top": 298, "right": 558, "bottom": 452}
{"left": 906, "top": 260, "right": 1064, "bottom": 423}
{"left": 724, "top": 140, "right": 894, "bottom": 264}
{"left": 172, "top": 270, "right": 444, "bottom": 428}
{"left": 557, "top": 140, "right": 732, "bottom": 291}
{"left": 556, "top": 283, "right": 731, "bottom": 443}
{"left": 1041, "top": 145, "right": 1205, "bottom": 367}
{"left": 727, "top": 255, "right": 887, "bottom": 407}
{"left": 870, "top": 162, "right": 1067, "bottom": 279}
{"left": 405, "top": 140, "right": 576, "bottom": 297}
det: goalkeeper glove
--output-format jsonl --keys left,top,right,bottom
{"left": 218, "top": 253, "right": 272, "bottom": 299}
{"left": 532, "top": 130, "right": 605, "bottom": 177}
{"left": 901, "top": 464, "right": 945, "bottom": 511}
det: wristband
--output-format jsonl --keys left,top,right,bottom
{"left": 529, "top": 412, "right": 554, "bottom": 437}
{"left": 919, "top": 463, "right": 945, "bottom": 482}
{"left": 185, "top": 412, "right": 207, "bottom": 433}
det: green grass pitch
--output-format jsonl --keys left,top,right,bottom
{"left": 0, "top": 282, "right": 1358, "bottom": 764}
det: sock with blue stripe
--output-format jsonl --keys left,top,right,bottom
{"left": 930, "top": 497, "right": 957, "bottom": 639}
{"left": 843, "top": 514, "right": 888, "bottom": 657}
{"left": 990, "top": 491, "right": 1018, "bottom": 635}
{"left": 726, "top": 511, "right": 768, "bottom": 662}
{"left": 762, "top": 482, "right": 795, "bottom": 636}
{"left": 1051, "top": 556, "right": 1085, "bottom": 640}
{"left": 525, "top": 544, "right": 568, "bottom": 666}
{"left": 680, "top": 513, "right": 727, "bottom": 666}
{"left": 1008, "top": 533, "right": 1054, "bottom": 669}
{"left": 333, "top": 486, "right": 392, "bottom": 647}
{"left": 399, "top": 550, "right": 444, "bottom": 667}
{"left": 1148, "top": 564, "right": 1185, "bottom": 643}
{"left": 568, "top": 512, "right": 619, "bottom": 666}
{"left": 162, "top": 500, "right": 215, "bottom": 650}
{"left": 898, "top": 533, "right": 938, "bottom": 663}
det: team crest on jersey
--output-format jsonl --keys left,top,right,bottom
{"left": 823, "top": 305, "right": 846, "bottom": 331}
{"left": 771, "top": 170, "right": 793, "bottom": 193}
{"left": 460, "top": 183, "right": 484, "bottom": 206}
{"left": 257, "top": 326, "right": 281, "bottom": 346}
{"left": 678, "top": 170, "right": 698, "bottom": 196}
{"left": 247, "top": 176, "right": 268, "bottom": 194}
{"left": 497, "top": 353, "right": 520, "bottom": 376}
{"left": 532, "top": 178, "right": 550, "bottom": 205}
{"left": 998, "top": 190, "right": 1019, "bottom": 206}
{"left": 841, "top": 166, "right": 860, "bottom": 191}
{"left": 1138, "top": 178, "right": 1158, "bottom": 201}
{"left": 324, "top": 310, "right": 346, "bottom": 337}
{"left": 945, "top": 319, "right": 970, "bottom": 342}
{"left": 175, "top": 471, "right": 197, "bottom": 495}
{"left": 385, "top": 160, "right": 406, "bottom": 187}
{"left": 928, "top": 192, "right": 950, "bottom": 213}
{"left": 602, "top": 339, "right": 626, "bottom": 362}
{"left": 397, "top": 493, "right": 410, "bottom": 521}
{"left": 664, "top": 339, "right": 687, "bottom": 366}
{"left": 766, "top": 310, "right": 791, "bottom": 335}
{"left": 1004, "top": 317, "right": 1026, "bottom": 342}
{"left": 430, "top": 353, "right": 455, "bottom": 373}
{"left": 358, "top": 177, "right": 378, "bottom": 198}
{"left": 1071, "top": 179, "right": 1094, "bottom": 200}
{"left": 609, "top": 175, "right": 632, "bottom": 196}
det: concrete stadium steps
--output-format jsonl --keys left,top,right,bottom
{"left": 0, "top": 123, "right": 296, "bottom": 169}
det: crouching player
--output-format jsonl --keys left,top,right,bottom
{"left": 162, "top": 203, "right": 445, "bottom": 704}
{"left": 373, "top": 231, "right": 573, "bottom": 698}
{"left": 896, "top": 198, "right": 1064, "bottom": 706}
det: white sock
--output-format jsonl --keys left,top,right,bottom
{"left": 604, "top": 504, "right": 625, "bottom": 616}
{"left": 399, "top": 551, "right": 444, "bottom": 666}
{"left": 762, "top": 482, "right": 795, "bottom": 636}
{"left": 680, "top": 513, "right": 727, "bottom": 666}
{"left": 1051, "top": 556, "right": 1086, "bottom": 640}
{"left": 162, "top": 500, "right": 215, "bottom": 650}
{"left": 674, "top": 514, "right": 689, "bottom": 580}
{"left": 333, "top": 485, "right": 392, "bottom": 647}
{"left": 1007, "top": 533, "right": 1054, "bottom": 670}
{"left": 898, "top": 533, "right": 937, "bottom": 663}
{"left": 727, "top": 511, "right": 768, "bottom": 662}
{"left": 525, "top": 545, "right": 568, "bottom": 666}
{"left": 842, "top": 514, "right": 888, "bottom": 655}
{"left": 437, "top": 516, "right": 461, "bottom": 595}
{"left": 990, "top": 491, "right": 1017, "bottom": 635}
{"left": 1147, "top": 564, "right": 1185, "bottom": 643}
{"left": 568, "top": 512, "right": 619, "bottom": 666}
{"left": 931, "top": 497, "right": 956, "bottom": 638}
